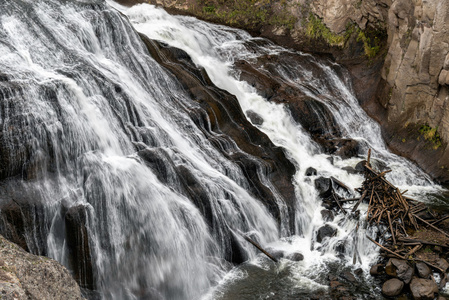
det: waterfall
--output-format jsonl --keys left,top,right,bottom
{"left": 0, "top": 0, "right": 443, "bottom": 299}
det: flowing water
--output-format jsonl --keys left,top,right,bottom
{"left": 0, "top": 0, "right": 445, "bottom": 299}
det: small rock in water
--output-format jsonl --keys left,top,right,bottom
{"left": 382, "top": 278, "right": 404, "bottom": 297}
{"left": 314, "top": 177, "right": 333, "bottom": 198}
{"left": 341, "top": 271, "right": 356, "bottom": 283}
{"left": 354, "top": 268, "right": 363, "bottom": 276}
{"left": 369, "top": 264, "right": 384, "bottom": 276}
{"left": 305, "top": 167, "right": 317, "bottom": 176}
{"left": 410, "top": 278, "right": 438, "bottom": 300}
{"left": 246, "top": 110, "right": 264, "bottom": 126}
{"left": 316, "top": 224, "right": 336, "bottom": 243}
{"left": 320, "top": 209, "right": 334, "bottom": 222}
{"left": 416, "top": 262, "right": 431, "bottom": 279}
{"left": 355, "top": 160, "right": 367, "bottom": 173}
{"left": 287, "top": 252, "right": 304, "bottom": 262}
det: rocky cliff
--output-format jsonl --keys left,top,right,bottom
{"left": 0, "top": 234, "right": 84, "bottom": 299}
{"left": 117, "top": 0, "right": 449, "bottom": 183}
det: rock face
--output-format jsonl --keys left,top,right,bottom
{"left": 0, "top": 234, "right": 84, "bottom": 300}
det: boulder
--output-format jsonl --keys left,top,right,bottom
{"left": 385, "top": 258, "right": 414, "bottom": 284}
{"left": 410, "top": 278, "right": 439, "bottom": 300}
{"left": 416, "top": 262, "right": 431, "bottom": 279}
{"left": 436, "top": 258, "right": 449, "bottom": 272}
{"left": 370, "top": 263, "right": 385, "bottom": 276}
{"left": 341, "top": 271, "right": 356, "bottom": 283}
{"left": 0, "top": 234, "right": 84, "bottom": 299}
{"left": 316, "top": 224, "right": 336, "bottom": 243}
{"left": 314, "top": 177, "right": 333, "bottom": 198}
{"left": 382, "top": 278, "right": 404, "bottom": 297}
{"left": 305, "top": 167, "right": 317, "bottom": 176}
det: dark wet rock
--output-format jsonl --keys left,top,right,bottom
{"left": 321, "top": 209, "right": 334, "bottom": 222}
{"left": 141, "top": 36, "right": 297, "bottom": 232}
{"left": 341, "top": 271, "right": 356, "bottom": 283}
{"left": 65, "top": 205, "right": 94, "bottom": 290}
{"left": 229, "top": 231, "right": 249, "bottom": 265}
{"left": 333, "top": 139, "right": 360, "bottom": 159}
{"left": 355, "top": 160, "right": 367, "bottom": 173}
{"left": 342, "top": 166, "right": 357, "bottom": 174}
{"left": 327, "top": 156, "right": 335, "bottom": 165}
{"left": 0, "top": 234, "right": 84, "bottom": 299}
{"left": 305, "top": 167, "right": 317, "bottom": 176}
{"left": 385, "top": 258, "right": 414, "bottom": 284}
{"left": 314, "top": 177, "right": 333, "bottom": 198}
{"left": 410, "top": 278, "right": 439, "bottom": 300}
{"left": 416, "top": 262, "right": 432, "bottom": 279}
{"left": 0, "top": 198, "right": 47, "bottom": 255}
{"left": 246, "top": 110, "right": 264, "bottom": 126}
{"left": 335, "top": 240, "right": 346, "bottom": 254}
{"left": 354, "top": 268, "right": 363, "bottom": 276}
{"left": 316, "top": 224, "right": 336, "bottom": 243}
{"left": 287, "top": 252, "right": 304, "bottom": 262}
{"left": 382, "top": 278, "right": 404, "bottom": 297}
{"left": 370, "top": 264, "right": 385, "bottom": 276}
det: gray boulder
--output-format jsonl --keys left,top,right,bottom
{"left": 316, "top": 224, "right": 336, "bottom": 243}
{"left": 410, "top": 278, "right": 439, "bottom": 300}
{"left": 385, "top": 258, "right": 414, "bottom": 284}
{"left": 416, "top": 262, "right": 431, "bottom": 279}
{"left": 382, "top": 278, "right": 404, "bottom": 297}
{"left": 0, "top": 234, "right": 84, "bottom": 300}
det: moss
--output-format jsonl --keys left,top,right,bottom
{"left": 306, "top": 13, "right": 345, "bottom": 46}
{"left": 419, "top": 124, "right": 442, "bottom": 149}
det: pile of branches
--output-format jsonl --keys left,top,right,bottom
{"left": 348, "top": 150, "right": 449, "bottom": 281}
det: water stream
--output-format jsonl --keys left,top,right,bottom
{"left": 0, "top": 0, "right": 444, "bottom": 299}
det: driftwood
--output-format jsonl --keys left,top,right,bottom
{"left": 236, "top": 230, "right": 278, "bottom": 263}
{"left": 353, "top": 150, "right": 449, "bottom": 280}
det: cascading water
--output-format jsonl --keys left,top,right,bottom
{"left": 0, "top": 0, "right": 445, "bottom": 299}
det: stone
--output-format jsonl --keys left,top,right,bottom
{"left": 341, "top": 271, "right": 356, "bottom": 282}
{"left": 355, "top": 161, "right": 367, "bottom": 173}
{"left": 314, "top": 177, "right": 333, "bottom": 198}
{"left": 287, "top": 252, "right": 304, "bottom": 262}
{"left": 385, "top": 258, "right": 414, "bottom": 284}
{"left": 316, "top": 224, "right": 336, "bottom": 243}
{"left": 370, "top": 263, "right": 385, "bottom": 276}
{"left": 436, "top": 258, "right": 449, "bottom": 272}
{"left": 382, "top": 278, "right": 404, "bottom": 297}
{"left": 0, "top": 234, "right": 84, "bottom": 299}
{"left": 410, "top": 278, "right": 439, "bottom": 300}
{"left": 246, "top": 110, "right": 264, "bottom": 126}
{"left": 305, "top": 167, "right": 317, "bottom": 176}
{"left": 321, "top": 209, "right": 335, "bottom": 222}
{"left": 416, "top": 262, "right": 432, "bottom": 279}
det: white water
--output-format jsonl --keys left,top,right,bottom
{"left": 109, "top": 2, "right": 445, "bottom": 299}
{"left": 0, "top": 0, "right": 444, "bottom": 299}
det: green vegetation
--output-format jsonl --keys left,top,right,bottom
{"left": 419, "top": 124, "right": 442, "bottom": 150}
{"left": 196, "top": 0, "right": 296, "bottom": 30}
{"left": 356, "top": 29, "right": 381, "bottom": 59}
{"left": 306, "top": 13, "right": 345, "bottom": 46}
